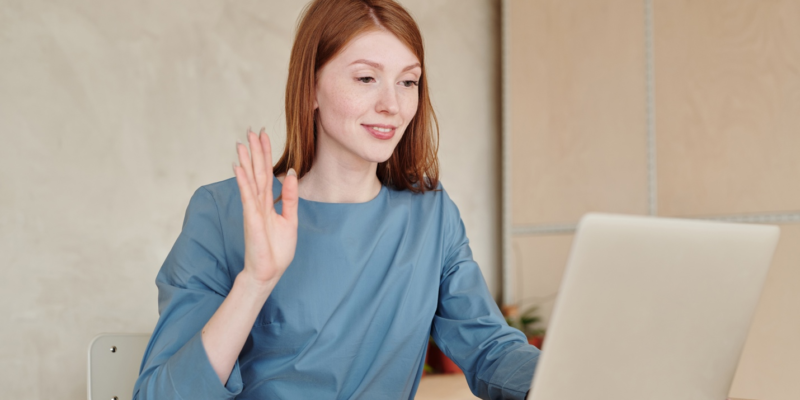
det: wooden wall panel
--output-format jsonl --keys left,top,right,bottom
{"left": 507, "top": 1, "right": 800, "bottom": 397}
{"left": 509, "top": 0, "right": 648, "bottom": 226}
{"left": 511, "top": 234, "right": 574, "bottom": 327}
{"left": 655, "top": 0, "right": 800, "bottom": 217}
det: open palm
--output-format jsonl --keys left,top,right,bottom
{"left": 233, "top": 128, "right": 299, "bottom": 285}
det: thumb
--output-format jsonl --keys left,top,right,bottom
{"left": 281, "top": 168, "right": 299, "bottom": 225}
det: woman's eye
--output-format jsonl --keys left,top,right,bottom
{"left": 357, "top": 77, "right": 375, "bottom": 83}
{"left": 401, "top": 80, "right": 419, "bottom": 88}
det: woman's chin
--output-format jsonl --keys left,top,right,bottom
{"left": 362, "top": 148, "right": 397, "bottom": 164}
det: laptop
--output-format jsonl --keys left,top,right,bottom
{"left": 526, "top": 213, "right": 780, "bottom": 400}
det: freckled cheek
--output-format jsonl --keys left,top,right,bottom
{"left": 321, "top": 86, "right": 371, "bottom": 128}
{"left": 400, "top": 94, "right": 419, "bottom": 123}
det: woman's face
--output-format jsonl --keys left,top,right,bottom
{"left": 314, "top": 29, "right": 421, "bottom": 166}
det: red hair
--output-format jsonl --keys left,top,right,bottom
{"left": 273, "top": 0, "right": 439, "bottom": 193}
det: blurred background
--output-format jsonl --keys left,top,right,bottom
{"left": 0, "top": 0, "right": 797, "bottom": 399}
{"left": 506, "top": 1, "right": 799, "bottom": 400}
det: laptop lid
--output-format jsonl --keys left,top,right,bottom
{"left": 527, "top": 213, "right": 779, "bottom": 400}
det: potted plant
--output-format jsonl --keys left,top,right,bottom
{"left": 426, "top": 336, "right": 462, "bottom": 374}
{"left": 502, "top": 304, "right": 546, "bottom": 349}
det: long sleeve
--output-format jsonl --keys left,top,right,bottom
{"left": 133, "top": 187, "right": 244, "bottom": 400}
{"left": 431, "top": 192, "right": 540, "bottom": 400}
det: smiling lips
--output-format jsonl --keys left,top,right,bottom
{"left": 363, "top": 124, "right": 396, "bottom": 140}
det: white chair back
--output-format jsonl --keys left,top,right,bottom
{"left": 88, "top": 333, "right": 150, "bottom": 400}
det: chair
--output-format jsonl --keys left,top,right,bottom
{"left": 88, "top": 333, "right": 150, "bottom": 400}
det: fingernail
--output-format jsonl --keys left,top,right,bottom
{"left": 259, "top": 127, "right": 265, "bottom": 135}
{"left": 236, "top": 139, "right": 242, "bottom": 147}
{"left": 287, "top": 168, "right": 297, "bottom": 177}
{"left": 232, "top": 162, "right": 238, "bottom": 172}
{"left": 247, "top": 126, "right": 252, "bottom": 134}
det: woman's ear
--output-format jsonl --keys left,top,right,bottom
{"left": 313, "top": 82, "right": 319, "bottom": 110}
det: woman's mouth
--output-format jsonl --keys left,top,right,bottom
{"left": 363, "top": 124, "right": 396, "bottom": 140}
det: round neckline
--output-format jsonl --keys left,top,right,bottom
{"left": 273, "top": 176, "right": 387, "bottom": 206}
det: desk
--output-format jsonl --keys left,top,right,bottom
{"left": 415, "top": 374, "right": 478, "bottom": 400}
{"left": 414, "top": 375, "right": 757, "bottom": 400}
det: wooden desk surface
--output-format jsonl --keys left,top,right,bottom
{"left": 415, "top": 374, "right": 477, "bottom": 400}
{"left": 414, "top": 374, "right": 757, "bottom": 400}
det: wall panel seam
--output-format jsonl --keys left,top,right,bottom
{"left": 512, "top": 224, "right": 579, "bottom": 236}
{"left": 512, "top": 212, "right": 800, "bottom": 236}
{"left": 645, "top": 0, "right": 657, "bottom": 216}
{"left": 501, "top": 0, "right": 513, "bottom": 306}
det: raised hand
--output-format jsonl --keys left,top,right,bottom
{"left": 233, "top": 127, "right": 299, "bottom": 286}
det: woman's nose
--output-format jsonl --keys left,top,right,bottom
{"left": 376, "top": 83, "right": 400, "bottom": 115}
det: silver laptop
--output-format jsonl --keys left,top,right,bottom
{"left": 527, "top": 213, "right": 779, "bottom": 400}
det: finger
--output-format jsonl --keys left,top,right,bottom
{"left": 233, "top": 163, "right": 258, "bottom": 217}
{"left": 259, "top": 128, "right": 274, "bottom": 205}
{"left": 236, "top": 131, "right": 257, "bottom": 193}
{"left": 249, "top": 129, "right": 267, "bottom": 203}
{"left": 236, "top": 141, "right": 257, "bottom": 194}
{"left": 280, "top": 168, "right": 299, "bottom": 226}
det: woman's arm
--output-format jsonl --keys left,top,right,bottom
{"left": 202, "top": 128, "right": 299, "bottom": 384}
{"left": 133, "top": 188, "right": 247, "bottom": 400}
{"left": 432, "top": 190, "right": 540, "bottom": 400}
{"left": 133, "top": 129, "right": 299, "bottom": 399}
{"left": 200, "top": 269, "right": 274, "bottom": 385}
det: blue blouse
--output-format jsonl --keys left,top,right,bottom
{"left": 133, "top": 177, "right": 539, "bottom": 400}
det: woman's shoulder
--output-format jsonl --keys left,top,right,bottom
{"left": 200, "top": 176, "right": 238, "bottom": 195}
{"left": 184, "top": 177, "right": 241, "bottom": 218}
{"left": 388, "top": 177, "right": 439, "bottom": 196}
{"left": 387, "top": 179, "right": 459, "bottom": 215}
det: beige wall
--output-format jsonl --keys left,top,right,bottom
{"left": 0, "top": 1, "right": 501, "bottom": 398}
{"left": 508, "top": 0, "right": 800, "bottom": 399}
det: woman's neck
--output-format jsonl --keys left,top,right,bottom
{"left": 277, "top": 156, "right": 382, "bottom": 204}
{"left": 299, "top": 165, "right": 382, "bottom": 204}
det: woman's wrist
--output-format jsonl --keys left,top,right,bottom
{"left": 234, "top": 269, "right": 277, "bottom": 303}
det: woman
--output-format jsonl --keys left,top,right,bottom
{"left": 133, "top": 0, "right": 540, "bottom": 399}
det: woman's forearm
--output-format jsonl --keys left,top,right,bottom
{"left": 200, "top": 129, "right": 299, "bottom": 386}
{"left": 201, "top": 270, "right": 276, "bottom": 385}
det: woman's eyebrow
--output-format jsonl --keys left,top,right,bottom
{"left": 402, "top": 62, "right": 422, "bottom": 72}
{"left": 349, "top": 59, "right": 422, "bottom": 72}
